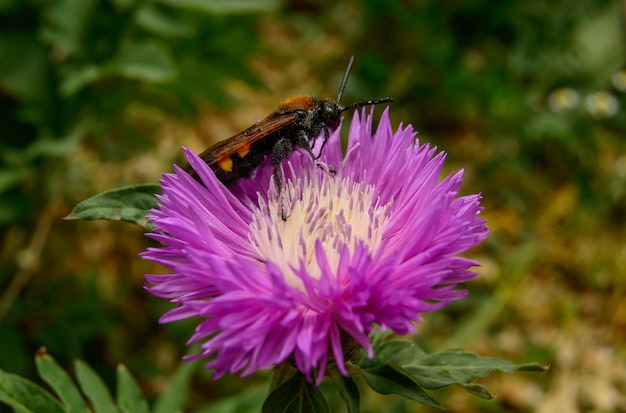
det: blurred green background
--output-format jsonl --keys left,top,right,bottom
{"left": 1, "top": 0, "right": 625, "bottom": 411}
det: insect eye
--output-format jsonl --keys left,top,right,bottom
{"left": 330, "top": 117, "right": 340, "bottom": 128}
{"left": 322, "top": 103, "right": 339, "bottom": 122}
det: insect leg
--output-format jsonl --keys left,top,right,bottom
{"left": 272, "top": 163, "right": 288, "bottom": 221}
{"left": 315, "top": 128, "right": 336, "bottom": 174}
{"left": 295, "top": 130, "right": 318, "bottom": 162}
{"left": 271, "top": 138, "right": 295, "bottom": 221}
{"left": 315, "top": 127, "right": 330, "bottom": 160}
{"left": 297, "top": 130, "right": 336, "bottom": 175}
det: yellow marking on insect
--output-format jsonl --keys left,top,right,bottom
{"left": 237, "top": 144, "right": 251, "bottom": 158}
{"left": 217, "top": 157, "right": 233, "bottom": 172}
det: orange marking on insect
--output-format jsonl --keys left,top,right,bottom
{"left": 277, "top": 96, "right": 316, "bottom": 113}
{"left": 236, "top": 144, "right": 251, "bottom": 158}
{"left": 217, "top": 157, "right": 233, "bottom": 172}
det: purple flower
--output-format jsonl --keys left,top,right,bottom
{"left": 141, "top": 108, "right": 489, "bottom": 384}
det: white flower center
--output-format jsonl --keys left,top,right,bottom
{"left": 249, "top": 174, "right": 392, "bottom": 289}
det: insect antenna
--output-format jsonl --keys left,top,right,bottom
{"left": 341, "top": 98, "right": 393, "bottom": 112}
{"left": 342, "top": 97, "right": 394, "bottom": 113}
{"left": 337, "top": 56, "right": 393, "bottom": 112}
{"left": 337, "top": 56, "right": 355, "bottom": 104}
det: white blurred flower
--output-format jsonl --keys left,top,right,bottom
{"left": 548, "top": 88, "right": 580, "bottom": 113}
{"left": 584, "top": 91, "right": 619, "bottom": 119}
{"left": 611, "top": 69, "right": 626, "bottom": 92}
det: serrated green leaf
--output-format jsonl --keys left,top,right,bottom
{"left": 0, "top": 369, "right": 65, "bottom": 413}
{"left": 330, "top": 373, "right": 360, "bottom": 413}
{"left": 156, "top": 0, "right": 277, "bottom": 14}
{"left": 366, "top": 341, "right": 547, "bottom": 394}
{"left": 153, "top": 362, "right": 196, "bottom": 413}
{"left": 398, "top": 349, "right": 548, "bottom": 391}
{"left": 65, "top": 184, "right": 162, "bottom": 228}
{"left": 74, "top": 360, "right": 119, "bottom": 413}
{"left": 35, "top": 349, "right": 89, "bottom": 413}
{"left": 116, "top": 365, "right": 149, "bottom": 413}
{"left": 262, "top": 371, "right": 330, "bottom": 413}
{"left": 361, "top": 365, "right": 446, "bottom": 411}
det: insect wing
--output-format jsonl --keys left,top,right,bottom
{"left": 193, "top": 111, "right": 300, "bottom": 167}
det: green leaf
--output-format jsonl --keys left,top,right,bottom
{"left": 153, "top": 362, "right": 195, "bottom": 413}
{"left": 6, "top": 352, "right": 195, "bottom": 413}
{"left": 397, "top": 348, "right": 548, "bottom": 390}
{"left": 0, "top": 34, "right": 52, "bottom": 125}
{"left": 0, "top": 369, "right": 65, "bottom": 413}
{"left": 359, "top": 339, "right": 547, "bottom": 409}
{"left": 194, "top": 384, "right": 268, "bottom": 413}
{"left": 35, "top": 349, "right": 89, "bottom": 413}
{"left": 156, "top": 0, "right": 278, "bottom": 14}
{"left": 65, "top": 184, "right": 162, "bottom": 229}
{"left": 359, "top": 340, "right": 420, "bottom": 368}
{"left": 0, "top": 35, "right": 48, "bottom": 103}
{"left": 40, "top": 0, "right": 99, "bottom": 58}
{"left": 23, "top": 119, "right": 87, "bottom": 159}
{"left": 60, "top": 65, "right": 102, "bottom": 96}
{"left": 107, "top": 40, "right": 177, "bottom": 83}
{"left": 0, "top": 168, "right": 27, "bottom": 193}
{"left": 74, "top": 360, "right": 119, "bottom": 413}
{"left": 457, "top": 382, "right": 494, "bottom": 399}
{"left": 330, "top": 373, "right": 359, "bottom": 413}
{"left": 362, "top": 365, "right": 445, "bottom": 411}
{"left": 109, "top": 0, "right": 136, "bottom": 10}
{"left": 116, "top": 365, "right": 149, "bottom": 413}
{"left": 262, "top": 371, "right": 330, "bottom": 413}
{"left": 135, "top": 5, "right": 196, "bottom": 38}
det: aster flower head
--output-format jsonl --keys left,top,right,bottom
{"left": 141, "top": 108, "right": 489, "bottom": 384}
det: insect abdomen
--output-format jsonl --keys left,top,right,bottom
{"left": 210, "top": 136, "right": 274, "bottom": 187}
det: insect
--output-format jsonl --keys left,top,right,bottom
{"left": 184, "top": 56, "right": 393, "bottom": 220}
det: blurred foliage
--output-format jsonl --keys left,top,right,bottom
{"left": 1, "top": 0, "right": 625, "bottom": 412}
